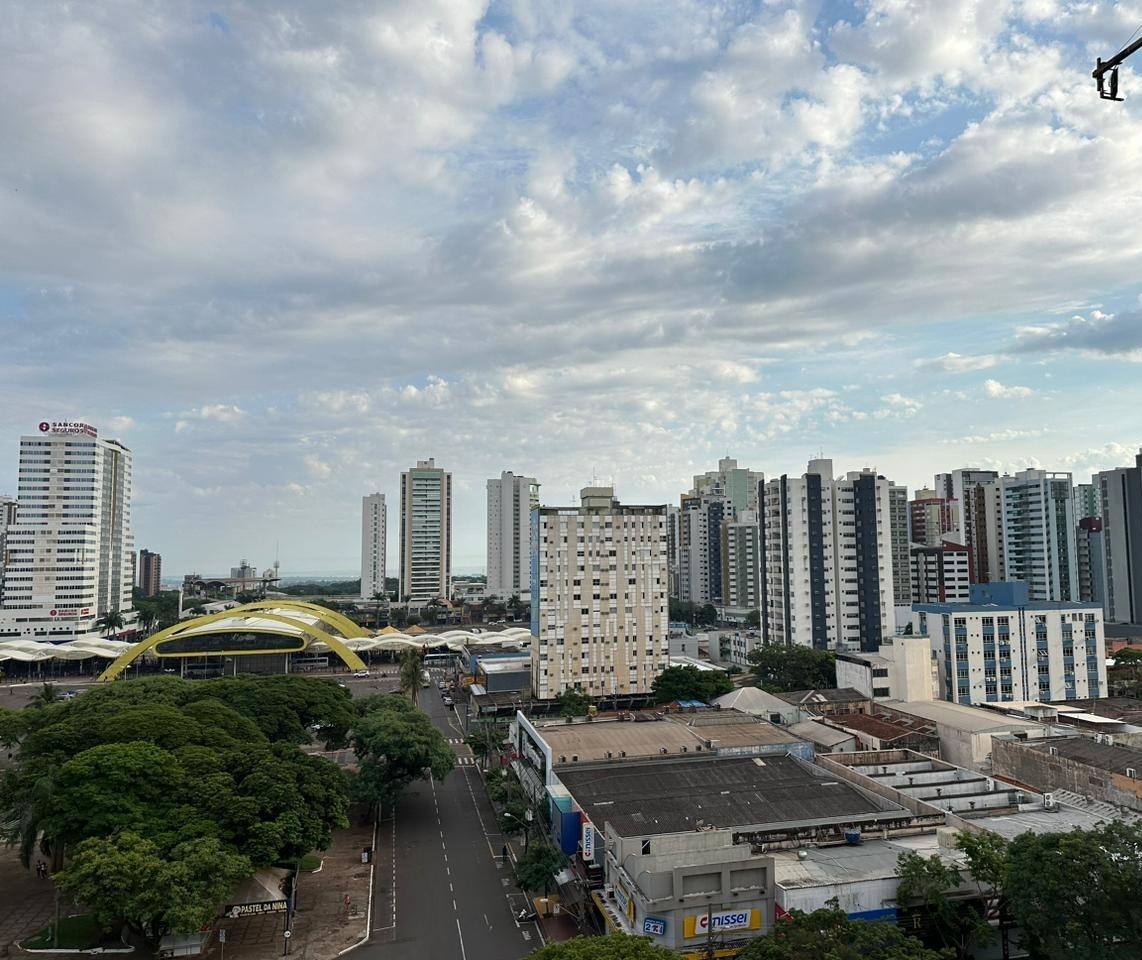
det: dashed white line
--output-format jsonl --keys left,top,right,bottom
{"left": 455, "top": 918, "right": 468, "bottom": 960}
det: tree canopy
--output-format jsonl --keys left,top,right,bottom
{"left": 527, "top": 934, "right": 677, "bottom": 959}
{"left": 737, "top": 902, "right": 949, "bottom": 960}
{"left": 650, "top": 665, "right": 733, "bottom": 703}
{"left": 0, "top": 675, "right": 353, "bottom": 941}
{"left": 513, "top": 842, "right": 568, "bottom": 897}
{"left": 746, "top": 644, "right": 836, "bottom": 692}
{"left": 351, "top": 694, "right": 455, "bottom": 811}
{"left": 557, "top": 688, "right": 593, "bottom": 718}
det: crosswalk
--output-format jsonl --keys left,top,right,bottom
{"left": 456, "top": 755, "right": 476, "bottom": 765}
{"left": 448, "top": 737, "right": 465, "bottom": 745}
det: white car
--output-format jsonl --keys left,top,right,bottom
{"left": 353, "top": 670, "right": 371, "bottom": 678}
{"left": 442, "top": 696, "right": 454, "bottom": 707}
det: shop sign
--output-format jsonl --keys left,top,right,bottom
{"left": 581, "top": 822, "right": 595, "bottom": 860}
{"left": 643, "top": 917, "right": 667, "bottom": 936}
{"left": 683, "top": 909, "right": 760, "bottom": 938}
{"left": 224, "top": 901, "right": 287, "bottom": 918}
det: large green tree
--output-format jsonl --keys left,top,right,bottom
{"left": 650, "top": 665, "right": 733, "bottom": 703}
{"left": 58, "top": 832, "right": 250, "bottom": 944}
{"left": 513, "top": 842, "right": 568, "bottom": 898}
{"left": 527, "top": 934, "right": 678, "bottom": 958}
{"left": 895, "top": 851, "right": 991, "bottom": 959}
{"left": 737, "top": 902, "right": 949, "bottom": 960}
{"left": 352, "top": 694, "right": 454, "bottom": 811}
{"left": 1004, "top": 821, "right": 1142, "bottom": 960}
{"left": 746, "top": 644, "right": 836, "bottom": 692}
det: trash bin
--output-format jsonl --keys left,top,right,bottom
{"left": 361, "top": 848, "right": 373, "bottom": 864}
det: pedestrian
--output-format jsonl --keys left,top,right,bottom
{"left": 502, "top": 844, "right": 509, "bottom": 863}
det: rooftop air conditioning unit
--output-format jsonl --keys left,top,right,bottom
{"left": 1043, "top": 792, "right": 1056, "bottom": 809}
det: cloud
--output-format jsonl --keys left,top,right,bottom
{"left": 1013, "top": 310, "right": 1142, "bottom": 360}
{"left": 983, "top": 379, "right": 1034, "bottom": 399}
{"left": 917, "top": 352, "right": 1000, "bottom": 373}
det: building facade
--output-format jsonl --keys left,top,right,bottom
{"left": 909, "top": 488, "right": 956, "bottom": 547}
{"left": 833, "top": 468, "right": 897, "bottom": 651}
{"left": 360, "top": 493, "right": 387, "bottom": 601}
{"left": 1076, "top": 517, "right": 1106, "bottom": 606}
{"left": 677, "top": 492, "right": 731, "bottom": 606}
{"left": 530, "top": 487, "right": 669, "bottom": 700}
{"left": 0, "top": 422, "right": 133, "bottom": 642}
{"left": 137, "top": 548, "right": 162, "bottom": 597}
{"left": 1097, "top": 451, "right": 1142, "bottom": 624}
{"left": 910, "top": 538, "right": 971, "bottom": 604}
{"left": 486, "top": 471, "right": 540, "bottom": 601}
{"left": 0, "top": 495, "right": 16, "bottom": 604}
{"left": 935, "top": 469, "right": 1000, "bottom": 583}
{"left": 1000, "top": 469, "right": 1078, "bottom": 602}
{"left": 399, "top": 459, "right": 452, "bottom": 603}
{"left": 720, "top": 513, "right": 763, "bottom": 612}
{"left": 914, "top": 582, "right": 1107, "bottom": 705}
{"left": 889, "top": 483, "right": 912, "bottom": 606}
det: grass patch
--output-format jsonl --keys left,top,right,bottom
{"left": 22, "top": 914, "right": 107, "bottom": 950}
{"left": 297, "top": 853, "right": 322, "bottom": 872}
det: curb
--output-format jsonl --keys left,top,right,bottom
{"left": 336, "top": 817, "right": 377, "bottom": 956}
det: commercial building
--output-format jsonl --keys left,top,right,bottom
{"left": 486, "top": 471, "right": 539, "bottom": 601}
{"left": 914, "top": 582, "right": 1107, "bottom": 707}
{"left": 1097, "top": 451, "right": 1142, "bottom": 623}
{"left": 0, "top": 422, "right": 134, "bottom": 642}
{"left": 137, "top": 548, "right": 162, "bottom": 597}
{"left": 910, "top": 537, "right": 971, "bottom": 604}
{"left": 360, "top": 493, "right": 387, "bottom": 601}
{"left": 992, "top": 735, "right": 1142, "bottom": 813}
{"left": 530, "top": 486, "right": 669, "bottom": 700}
{"left": 834, "top": 635, "right": 936, "bottom": 702}
{"left": 1000, "top": 469, "right": 1078, "bottom": 602}
{"left": 399, "top": 459, "right": 452, "bottom": 603}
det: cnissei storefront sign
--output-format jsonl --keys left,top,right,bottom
{"left": 682, "top": 908, "right": 761, "bottom": 938}
{"left": 38, "top": 421, "right": 98, "bottom": 438}
{"left": 224, "top": 900, "right": 287, "bottom": 918}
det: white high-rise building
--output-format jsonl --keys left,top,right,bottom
{"left": 1000, "top": 469, "right": 1078, "bottom": 602}
{"left": 0, "top": 422, "right": 133, "bottom": 642}
{"left": 486, "top": 472, "right": 539, "bottom": 601}
{"left": 934, "top": 469, "right": 1001, "bottom": 582}
{"left": 361, "top": 493, "right": 387, "bottom": 601}
{"left": 399, "top": 459, "right": 452, "bottom": 603}
{"left": 764, "top": 460, "right": 897, "bottom": 652}
{"left": 531, "top": 487, "right": 669, "bottom": 700}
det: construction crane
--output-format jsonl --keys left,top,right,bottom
{"left": 1094, "top": 33, "right": 1142, "bottom": 100}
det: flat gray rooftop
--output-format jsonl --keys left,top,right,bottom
{"left": 558, "top": 754, "right": 911, "bottom": 838}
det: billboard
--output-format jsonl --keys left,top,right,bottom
{"left": 683, "top": 908, "right": 761, "bottom": 938}
{"left": 38, "top": 421, "right": 97, "bottom": 438}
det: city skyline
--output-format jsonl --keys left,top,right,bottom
{"left": 3, "top": 4, "right": 1142, "bottom": 575}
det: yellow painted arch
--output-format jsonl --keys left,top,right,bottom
{"left": 238, "top": 600, "right": 369, "bottom": 639}
{"left": 97, "top": 604, "right": 367, "bottom": 682}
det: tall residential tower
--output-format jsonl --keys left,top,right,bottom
{"left": 361, "top": 493, "right": 387, "bottom": 601}
{"left": 486, "top": 472, "right": 540, "bottom": 601}
{"left": 399, "top": 459, "right": 452, "bottom": 603}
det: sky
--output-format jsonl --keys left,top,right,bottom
{"left": 3, "top": 1, "right": 1142, "bottom": 577}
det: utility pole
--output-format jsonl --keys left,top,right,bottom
{"left": 1094, "top": 34, "right": 1142, "bottom": 100}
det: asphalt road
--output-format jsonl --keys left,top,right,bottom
{"left": 362, "top": 672, "right": 543, "bottom": 960}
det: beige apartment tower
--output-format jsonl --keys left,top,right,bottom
{"left": 531, "top": 486, "right": 669, "bottom": 700}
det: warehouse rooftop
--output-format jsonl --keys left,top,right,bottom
{"left": 557, "top": 754, "right": 912, "bottom": 837}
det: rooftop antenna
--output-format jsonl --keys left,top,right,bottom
{"left": 1094, "top": 26, "right": 1142, "bottom": 100}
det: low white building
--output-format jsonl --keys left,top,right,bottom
{"left": 913, "top": 581, "right": 1107, "bottom": 706}
{"left": 835, "top": 635, "right": 936, "bottom": 702}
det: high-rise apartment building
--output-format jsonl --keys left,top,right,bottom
{"left": 720, "top": 513, "right": 763, "bottom": 612}
{"left": 0, "top": 422, "right": 133, "bottom": 641}
{"left": 677, "top": 493, "right": 731, "bottom": 605}
{"left": 910, "top": 538, "right": 971, "bottom": 604}
{"left": 1075, "top": 482, "right": 1101, "bottom": 520}
{"left": 1076, "top": 517, "right": 1106, "bottom": 606}
{"left": 486, "top": 472, "right": 540, "bottom": 601}
{"left": 399, "top": 459, "right": 452, "bottom": 603}
{"left": 691, "top": 457, "right": 763, "bottom": 518}
{"left": 530, "top": 487, "right": 669, "bottom": 700}
{"left": 1097, "top": 451, "right": 1142, "bottom": 623}
{"left": 889, "top": 483, "right": 912, "bottom": 606}
{"left": 1000, "top": 469, "right": 1078, "bottom": 602}
{"left": 909, "top": 488, "right": 956, "bottom": 547}
{"left": 763, "top": 460, "right": 897, "bottom": 652}
{"left": 137, "top": 548, "right": 162, "bottom": 597}
{"left": 914, "top": 582, "right": 1106, "bottom": 705}
{"left": 360, "top": 493, "right": 387, "bottom": 601}
{"left": 935, "top": 469, "right": 1000, "bottom": 582}
{"left": 0, "top": 495, "right": 16, "bottom": 605}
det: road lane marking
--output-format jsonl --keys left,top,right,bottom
{"left": 455, "top": 918, "right": 468, "bottom": 960}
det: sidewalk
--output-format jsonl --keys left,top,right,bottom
{"left": 0, "top": 847, "right": 66, "bottom": 951}
{"left": 209, "top": 821, "right": 374, "bottom": 960}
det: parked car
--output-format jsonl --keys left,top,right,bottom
{"left": 442, "top": 696, "right": 454, "bottom": 707}
{"left": 353, "top": 670, "right": 371, "bottom": 678}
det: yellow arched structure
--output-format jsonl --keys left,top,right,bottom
{"left": 97, "top": 601, "right": 368, "bottom": 682}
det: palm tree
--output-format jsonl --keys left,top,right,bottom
{"left": 371, "top": 592, "right": 389, "bottom": 629}
{"left": 137, "top": 609, "right": 157, "bottom": 636}
{"left": 96, "top": 610, "right": 125, "bottom": 639}
{"left": 398, "top": 649, "right": 423, "bottom": 703}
